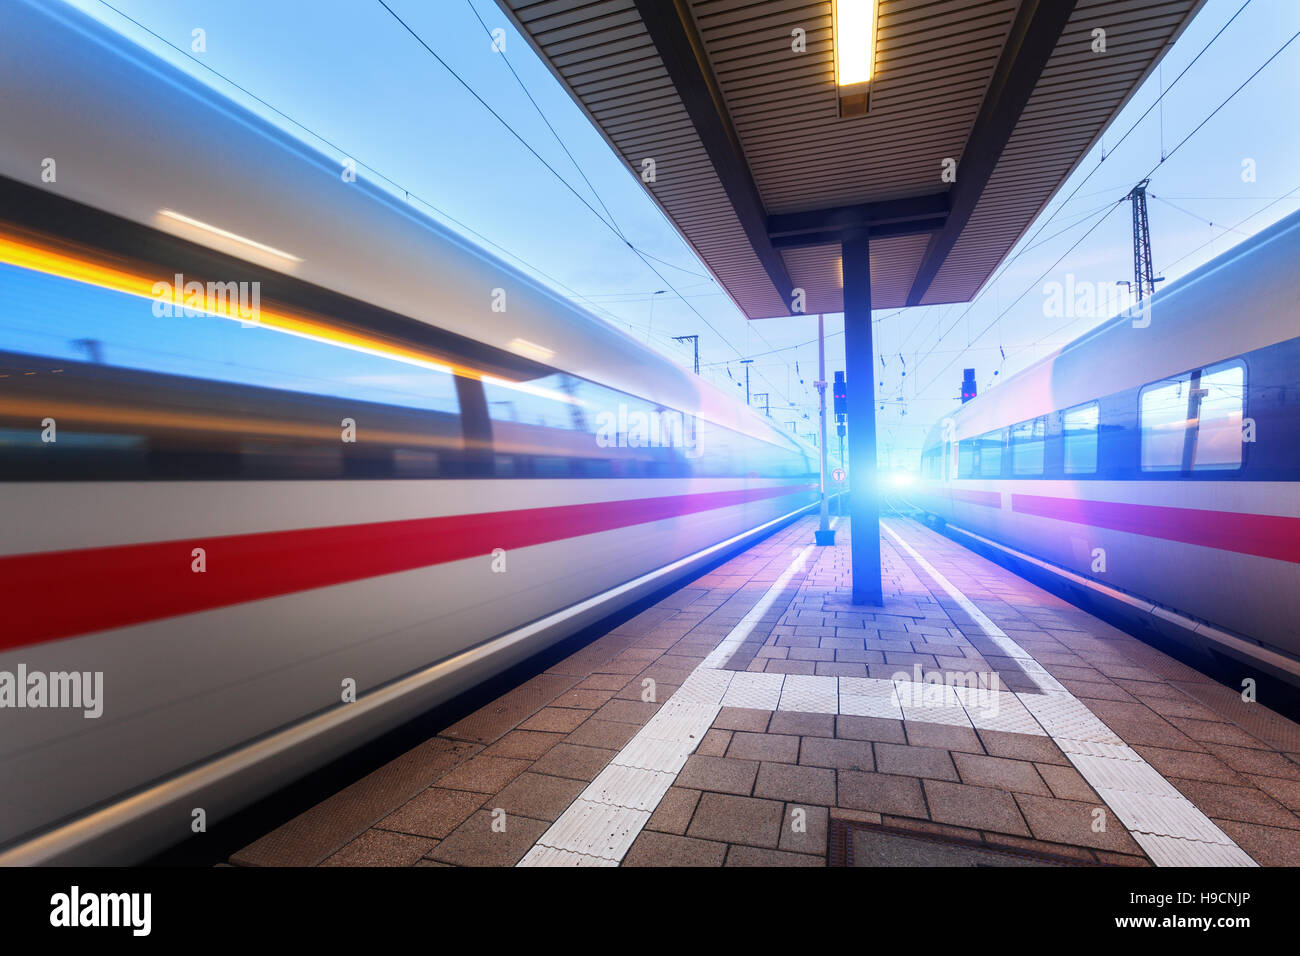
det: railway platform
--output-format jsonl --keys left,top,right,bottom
{"left": 228, "top": 515, "right": 1300, "bottom": 868}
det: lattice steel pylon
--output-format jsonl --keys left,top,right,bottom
{"left": 1127, "top": 179, "right": 1156, "bottom": 300}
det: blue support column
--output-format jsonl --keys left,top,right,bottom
{"left": 842, "top": 231, "right": 884, "bottom": 606}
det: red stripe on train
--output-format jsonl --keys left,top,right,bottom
{"left": 0, "top": 483, "right": 814, "bottom": 650}
{"left": 1010, "top": 494, "right": 1300, "bottom": 564}
{"left": 950, "top": 489, "right": 1001, "bottom": 508}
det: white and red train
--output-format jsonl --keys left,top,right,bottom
{"left": 911, "top": 206, "right": 1300, "bottom": 691}
{"left": 0, "top": 2, "right": 816, "bottom": 863}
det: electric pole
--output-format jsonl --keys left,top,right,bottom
{"left": 646, "top": 290, "right": 666, "bottom": 344}
{"left": 1126, "top": 180, "right": 1165, "bottom": 300}
{"left": 740, "top": 358, "right": 753, "bottom": 406}
{"left": 672, "top": 334, "right": 699, "bottom": 374}
{"left": 814, "top": 314, "right": 834, "bottom": 545}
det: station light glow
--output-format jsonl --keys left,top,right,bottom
{"left": 833, "top": 0, "right": 878, "bottom": 87}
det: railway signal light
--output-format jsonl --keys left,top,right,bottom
{"left": 833, "top": 371, "right": 847, "bottom": 418}
{"left": 961, "top": 368, "right": 977, "bottom": 404}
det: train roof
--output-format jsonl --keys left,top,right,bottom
{"left": 0, "top": 0, "right": 806, "bottom": 454}
{"left": 922, "top": 203, "right": 1300, "bottom": 448}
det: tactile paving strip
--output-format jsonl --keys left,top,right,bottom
{"left": 582, "top": 764, "right": 676, "bottom": 812}
{"left": 1132, "top": 833, "right": 1257, "bottom": 867}
{"left": 719, "top": 671, "right": 785, "bottom": 710}
{"left": 838, "top": 677, "right": 904, "bottom": 720}
{"left": 1067, "top": 754, "right": 1182, "bottom": 797}
{"left": 881, "top": 520, "right": 1257, "bottom": 868}
{"left": 671, "top": 668, "right": 734, "bottom": 706}
{"left": 518, "top": 845, "right": 618, "bottom": 867}
{"left": 1053, "top": 738, "right": 1143, "bottom": 761}
{"left": 1097, "top": 789, "right": 1232, "bottom": 845}
{"left": 525, "top": 799, "right": 650, "bottom": 862}
{"left": 521, "top": 696, "right": 720, "bottom": 864}
{"left": 1018, "top": 694, "right": 1125, "bottom": 745}
{"left": 611, "top": 734, "right": 694, "bottom": 774}
{"left": 778, "top": 675, "right": 839, "bottom": 713}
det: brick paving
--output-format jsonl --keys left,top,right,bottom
{"left": 231, "top": 513, "right": 1300, "bottom": 867}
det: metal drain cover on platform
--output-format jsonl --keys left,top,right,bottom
{"left": 828, "top": 820, "right": 1100, "bottom": 867}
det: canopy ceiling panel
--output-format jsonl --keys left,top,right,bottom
{"left": 498, "top": 0, "right": 1206, "bottom": 318}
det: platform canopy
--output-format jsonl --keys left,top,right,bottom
{"left": 495, "top": 0, "right": 1205, "bottom": 319}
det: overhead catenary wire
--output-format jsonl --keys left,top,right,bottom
{"left": 993, "top": 25, "right": 1300, "bottom": 375}
{"left": 459, "top": 0, "right": 713, "bottom": 282}
{"left": 93, "top": 0, "right": 648, "bottom": 334}
{"left": 898, "top": 6, "right": 1292, "bottom": 408}
{"left": 891, "top": 0, "right": 1258, "bottom": 389}
{"left": 909, "top": 201, "right": 1124, "bottom": 400}
{"left": 388, "top": 0, "right": 802, "bottom": 412}
{"left": 97, "top": 0, "right": 801, "bottom": 413}
{"left": 1159, "top": 182, "right": 1300, "bottom": 275}
{"left": 1148, "top": 193, "right": 1251, "bottom": 237}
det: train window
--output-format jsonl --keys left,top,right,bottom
{"left": 0, "top": 261, "right": 466, "bottom": 480}
{"left": 1194, "top": 364, "right": 1246, "bottom": 469}
{"left": 483, "top": 372, "right": 591, "bottom": 431}
{"left": 978, "top": 430, "right": 1004, "bottom": 477}
{"left": 957, "top": 441, "right": 976, "bottom": 478}
{"left": 485, "top": 373, "right": 658, "bottom": 474}
{"left": 924, "top": 447, "right": 941, "bottom": 479}
{"left": 0, "top": 261, "right": 463, "bottom": 413}
{"left": 1140, "top": 362, "right": 1244, "bottom": 472}
{"left": 1062, "top": 402, "right": 1099, "bottom": 474}
{"left": 1009, "top": 417, "right": 1046, "bottom": 476}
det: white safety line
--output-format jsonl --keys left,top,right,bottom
{"left": 880, "top": 519, "right": 1256, "bottom": 868}
{"left": 701, "top": 545, "right": 814, "bottom": 670}
{"left": 519, "top": 519, "right": 1257, "bottom": 866}
{"left": 881, "top": 521, "right": 1067, "bottom": 696}
{"left": 519, "top": 538, "right": 815, "bottom": 865}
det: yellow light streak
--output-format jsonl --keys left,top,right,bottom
{"left": 0, "top": 229, "right": 584, "bottom": 407}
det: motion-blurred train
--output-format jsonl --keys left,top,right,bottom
{"left": 912, "top": 207, "right": 1300, "bottom": 690}
{"left": 0, "top": 2, "right": 817, "bottom": 863}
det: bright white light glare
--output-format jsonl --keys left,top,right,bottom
{"left": 507, "top": 337, "right": 555, "bottom": 362}
{"left": 890, "top": 471, "right": 913, "bottom": 488}
{"left": 834, "top": 0, "right": 877, "bottom": 86}
{"left": 158, "top": 209, "right": 303, "bottom": 262}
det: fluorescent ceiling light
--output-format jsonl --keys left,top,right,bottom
{"left": 158, "top": 209, "right": 303, "bottom": 262}
{"left": 833, "top": 0, "right": 877, "bottom": 86}
{"left": 833, "top": 0, "right": 878, "bottom": 117}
